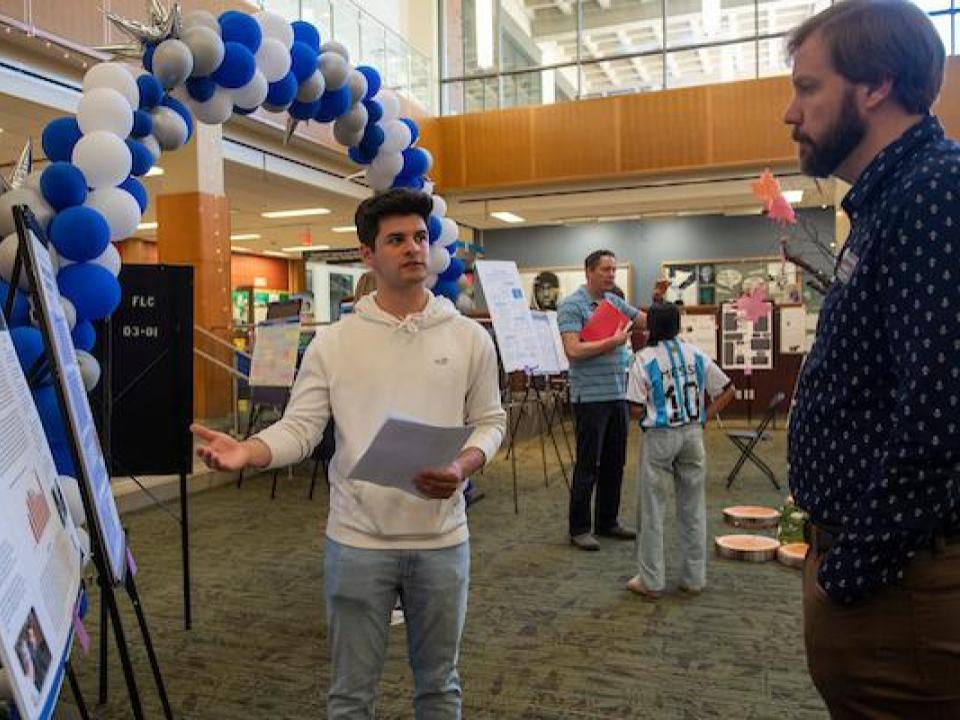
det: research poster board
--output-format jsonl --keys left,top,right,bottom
{"left": 249, "top": 318, "right": 301, "bottom": 389}
{"left": 780, "top": 306, "right": 807, "bottom": 354}
{"left": 19, "top": 221, "right": 127, "bottom": 584}
{"left": 475, "top": 261, "right": 540, "bottom": 373}
{"left": 518, "top": 264, "right": 631, "bottom": 310}
{"left": 530, "top": 310, "right": 569, "bottom": 375}
{"left": 680, "top": 313, "right": 718, "bottom": 361}
{"left": 720, "top": 301, "right": 774, "bottom": 370}
{"left": 0, "top": 315, "right": 81, "bottom": 720}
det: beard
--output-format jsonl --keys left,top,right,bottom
{"left": 794, "top": 88, "right": 866, "bottom": 178}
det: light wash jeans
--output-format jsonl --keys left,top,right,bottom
{"left": 324, "top": 538, "right": 470, "bottom": 719}
{"left": 636, "top": 425, "right": 707, "bottom": 592}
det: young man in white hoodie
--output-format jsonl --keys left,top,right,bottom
{"left": 191, "top": 189, "right": 506, "bottom": 719}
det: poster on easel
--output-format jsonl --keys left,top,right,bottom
{"left": 475, "top": 261, "right": 540, "bottom": 373}
{"left": 249, "top": 318, "right": 301, "bottom": 389}
{"left": 780, "top": 306, "right": 807, "bottom": 354}
{"left": 530, "top": 310, "right": 569, "bottom": 375}
{"left": 0, "top": 312, "right": 82, "bottom": 720}
{"left": 17, "top": 218, "right": 127, "bottom": 585}
{"left": 721, "top": 301, "right": 774, "bottom": 370}
{"left": 680, "top": 314, "right": 718, "bottom": 361}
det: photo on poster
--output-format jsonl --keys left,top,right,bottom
{"left": 24, "top": 474, "right": 51, "bottom": 546}
{"left": 14, "top": 610, "right": 52, "bottom": 696}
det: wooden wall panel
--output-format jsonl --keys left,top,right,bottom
{"left": 935, "top": 58, "right": 960, "bottom": 140}
{"left": 708, "top": 77, "right": 796, "bottom": 166}
{"left": 619, "top": 86, "right": 712, "bottom": 173}
{"left": 230, "top": 254, "right": 290, "bottom": 290}
{"left": 533, "top": 98, "right": 621, "bottom": 181}
{"left": 461, "top": 108, "right": 534, "bottom": 187}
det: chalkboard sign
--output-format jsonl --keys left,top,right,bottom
{"left": 107, "top": 265, "right": 193, "bottom": 476}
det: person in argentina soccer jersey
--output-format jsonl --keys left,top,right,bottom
{"left": 625, "top": 303, "right": 734, "bottom": 599}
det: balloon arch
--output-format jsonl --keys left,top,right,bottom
{"left": 0, "top": 5, "right": 466, "bottom": 475}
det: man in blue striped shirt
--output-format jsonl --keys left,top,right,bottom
{"left": 558, "top": 250, "right": 643, "bottom": 550}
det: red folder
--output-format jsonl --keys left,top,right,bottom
{"left": 581, "top": 299, "right": 630, "bottom": 341}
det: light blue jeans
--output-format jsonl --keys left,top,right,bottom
{"left": 324, "top": 538, "right": 470, "bottom": 719}
{"left": 636, "top": 425, "right": 707, "bottom": 592}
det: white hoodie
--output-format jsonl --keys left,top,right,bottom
{"left": 255, "top": 292, "right": 506, "bottom": 550}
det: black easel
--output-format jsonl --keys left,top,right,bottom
{"left": 12, "top": 206, "right": 173, "bottom": 720}
{"left": 236, "top": 385, "right": 290, "bottom": 497}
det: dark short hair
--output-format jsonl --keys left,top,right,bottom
{"left": 787, "top": 0, "right": 945, "bottom": 115}
{"left": 354, "top": 189, "right": 433, "bottom": 250}
{"left": 646, "top": 302, "right": 681, "bottom": 346}
{"left": 585, "top": 250, "right": 615, "bottom": 271}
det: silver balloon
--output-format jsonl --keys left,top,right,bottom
{"left": 150, "top": 106, "right": 188, "bottom": 150}
{"left": 318, "top": 52, "right": 349, "bottom": 91}
{"left": 320, "top": 40, "right": 350, "bottom": 63}
{"left": 261, "top": 101, "right": 289, "bottom": 113}
{"left": 336, "top": 102, "right": 368, "bottom": 135}
{"left": 140, "top": 133, "right": 161, "bottom": 163}
{"left": 333, "top": 119, "right": 364, "bottom": 147}
{"left": 347, "top": 70, "right": 368, "bottom": 105}
{"left": 182, "top": 26, "right": 225, "bottom": 77}
{"left": 181, "top": 9, "right": 219, "bottom": 34}
{"left": 77, "top": 350, "right": 102, "bottom": 392}
{"left": 296, "top": 70, "right": 325, "bottom": 103}
{"left": 189, "top": 87, "right": 233, "bottom": 125}
{"left": 152, "top": 38, "right": 194, "bottom": 89}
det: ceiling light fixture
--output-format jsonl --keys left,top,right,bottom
{"left": 136, "top": 221, "right": 158, "bottom": 230}
{"left": 230, "top": 233, "right": 261, "bottom": 241}
{"left": 331, "top": 225, "right": 357, "bottom": 233}
{"left": 145, "top": 166, "right": 164, "bottom": 177}
{"left": 281, "top": 245, "right": 331, "bottom": 252}
{"left": 263, "top": 250, "right": 291, "bottom": 258}
{"left": 230, "top": 246, "right": 253, "bottom": 253}
{"left": 261, "top": 207, "right": 331, "bottom": 219}
{"left": 490, "top": 211, "right": 525, "bottom": 223}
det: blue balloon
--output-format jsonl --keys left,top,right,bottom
{"left": 10, "top": 326, "right": 44, "bottom": 374}
{"left": 291, "top": 20, "right": 320, "bottom": 51}
{"left": 356, "top": 66, "right": 381, "bottom": 100}
{"left": 142, "top": 43, "right": 156, "bottom": 73}
{"left": 290, "top": 41, "right": 318, "bottom": 83}
{"left": 186, "top": 76, "right": 217, "bottom": 102}
{"left": 49, "top": 440, "right": 76, "bottom": 476}
{"left": 439, "top": 257, "right": 465, "bottom": 283}
{"left": 316, "top": 85, "right": 351, "bottom": 122}
{"left": 363, "top": 99, "right": 383, "bottom": 124}
{"left": 400, "top": 147, "right": 430, "bottom": 178}
{"left": 71, "top": 320, "right": 96, "bottom": 352}
{"left": 433, "top": 279, "right": 459, "bottom": 302}
{"left": 120, "top": 176, "right": 148, "bottom": 213}
{"left": 58, "top": 264, "right": 121, "bottom": 321}
{"left": 348, "top": 145, "right": 375, "bottom": 165}
{"left": 41, "top": 118, "right": 83, "bottom": 163}
{"left": 161, "top": 95, "right": 194, "bottom": 141}
{"left": 0, "top": 279, "right": 30, "bottom": 327}
{"left": 289, "top": 99, "right": 321, "bottom": 120}
{"left": 137, "top": 73, "right": 163, "bottom": 109}
{"left": 428, "top": 214, "right": 443, "bottom": 243}
{"left": 266, "top": 72, "right": 298, "bottom": 107}
{"left": 49, "top": 207, "right": 110, "bottom": 263}
{"left": 211, "top": 42, "right": 256, "bottom": 89}
{"left": 131, "top": 109, "right": 154, "bottom": 138}
{"left": 40, "top": 162, "right": 87, "bottom": 211}
{"left": 219, "top": 11, "right": 262, "bottom": 53}
{"left": 400, "top": 118, "right": 420, "bottom": 145}
{"left": 34, "top": 385, "right": 68, "bottom": 447}
{"left": 360, "top": 123, "right": 385, "bottom": 152}
{"left": 126, "top": 138, "right": 155, "bottom": 177}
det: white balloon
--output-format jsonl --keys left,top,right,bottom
{"left": 455, "top": 293, "right": 475, "bottom": 314}
{"left": 152, "top": 38, "right": 194, "bottom": 89}
{"left": 84, "top": 187, "right": 141, "bottom": 242}
{"left": 88, "top": 242, "right": 121, "bottom": 277}
{"left": 371, "top": 151, "right": 403, "bottom": 179}
{"left": 255, "top": 38, "right": 291, "bottom": 83}
{"left": 0, "top": 233, "right": 26, "bottom": 289}
{"left": 181, "top": 9, "right": 219, "bottom": 34}
{"left": 422, "top": 180, "right": 435, "bottom": 196}
{"left": 150, "top": 106, "right": 189, "bottom": 150}
{"left": 76, "top": 350, "right": 101, "bottom": 391}
{"left": 77, "top": 87, "right": 134, "bottom": 137}
{"left": 76, "top": 527, "right": 92, "bottom": 568}
{"left": 381, "top": 120, "right": 412, "bottom": 154}
{"left": 296, "top": 71, "right": 325, "bottom": 103}
{"left": 0, "top": 188, "right": 40, "bottom": 237}
{"left": 253, "top": 10, "right": 294, "bottom": 49}
{"left": 189, "top": 86, "right": 234, "bottom": 125}
{"left": 182, "top": 26, "right": 225, "bottom": 77}
{"left": 57, "top": 475, "right": 87, "bottom": 526}
{"left": 72, "top": 131, "right": 131, "bottom": 189}
{"left": 140, "top": 133, "right": 161, "bottom": 163}
{"left": 82, "top": 62, "right": 139, "bottom": 110}
{"left": 431, "top": 195, "right": 447, "bottom": 218}
{"left": 429, "top": 243, "right": 451, "bottom": 274}
{"left": 440, "top": 217, "right": 459, "bottom": 247}
{"left": 23, "top": 170, "right": 43, "bottom": 191}
{"left": 425, "top": 273, "right": 438, "bottom": 290}
{"left": 232, "top": 71, "right": 268, "bottom": 110}
{"left": 318, "top": 52, "right": 350, "bottom": 90}
{"left": 376, "top": 89, "right": 400, "bottom": 121}
{"left": 34, "top": 296, "right": 76, "bottom": 330}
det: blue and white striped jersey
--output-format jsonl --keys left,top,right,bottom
{"left": 627, "top": 339, "right": 730, "bottom": 429}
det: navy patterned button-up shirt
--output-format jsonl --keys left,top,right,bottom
{"left": 789, "top": 116, "right": 960, "bottom": 604}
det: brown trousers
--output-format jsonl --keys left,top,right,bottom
{"left": 803, "top": 542, "right": 960, "bottom": 719}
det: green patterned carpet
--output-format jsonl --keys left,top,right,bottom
{"left": 62, "top": 425, "right": 826, "bottom": 719}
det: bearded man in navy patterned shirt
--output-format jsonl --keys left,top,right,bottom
{"left": 784, "top": 0, "right": 960, "bottom": 715}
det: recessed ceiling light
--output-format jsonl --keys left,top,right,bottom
{"left": 281, "top": 245, "right": 331, "bottom": 252}
{"left": 263, "top": 250, "right": 290, "bottom": 258}
{"left": 331, "top": 226, "right": 357, "bottom": 233}
{"left": 145, "top": 166, "right": 164, "bottom": 177}
{"left": 261, "top": 207, "right": 331, "bottom": 219}
{"left": 230, "top": 246, "right": 253, "bottom": 253}
{"left": 490, "top": 211, "right": 524, "bottom": 223}
{"left": 782, "top": 190, "right": 804, "bottom": 204}
{"left": 230, "top": 233, "right": 261, "bottom": 241}
{"left": 136, "top": 221, "right": 158, "bottom": 230}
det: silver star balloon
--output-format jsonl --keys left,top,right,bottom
{"left": 96, "top": 0, "right": 182, "bottom": 58}
{"left": 284, "top": 116, "right": 303, "bottom": 145}
{"left": 0, "top": 139, "right": 32, "bottom": 195}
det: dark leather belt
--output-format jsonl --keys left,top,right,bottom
{"left": 804, "top": 521, "right": 960, "bottom": 555}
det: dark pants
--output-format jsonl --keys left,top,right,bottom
{"left": 804, "top": 541, "right": 960, "bottom": 718}
{"left": 568, "top": 400, "right": 628, "bottom": 536}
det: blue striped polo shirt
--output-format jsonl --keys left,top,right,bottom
{"left": 557, "top": 286, "right": 639, "bottom": 403}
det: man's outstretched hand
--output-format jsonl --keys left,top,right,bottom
{"left": 191, "top": 424, "right": 252, "bottom": 472}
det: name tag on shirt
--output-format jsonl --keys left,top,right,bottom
{"left": 836, "top": 248, "right": 859, "bottom": 284}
